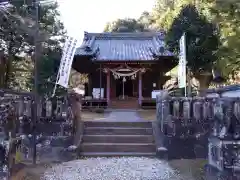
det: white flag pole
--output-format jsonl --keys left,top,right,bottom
{"left": 51, "top": 36, "right": 70, "bottom": 97}
{"left": 51, "top": 71, "right": 60, "bottom": 97}
{"left": 57, "top": 38, "right": 78, "bottom": 88}
{"left": 184, "top": 33, "right": 187, "bottom": 97}
{"left": 178, "top": 32, "right": 187, "bottom": 97}
{"left": 51, "top": 36, "right": 79, "bottom": 97}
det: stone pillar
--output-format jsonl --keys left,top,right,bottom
{"left": 68, "top": 92, "right": 83, "bottom": 143}
{"left": 46, "top": 100, "right": 52, "bottom": 118}
{"left": 37, "top": 97, "right": 42, "bottom": 117}
{"left": 18, "top": 97, "right": 24, "bottom": 117}
{"left": 25, "top": 100, "right": 31, "bottom": 117}
{"left": 138, "top": 71, "right": 142, "bottom": 107}
{"left": 156, "top": 90, "right": 169, "bottom": 130}
{"left": 107, "top": 70, "right": 110, "bottom": 105}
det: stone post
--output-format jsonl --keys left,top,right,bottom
{"left": 207, "top": 97, "right": 240, "bottom": 175}
{"left": 68, "top": 91, "right": 83, "bottom": 147}
{"left": 18, "top": 97, "right": 24, "bottom": 117}
{"left": 25, "top": 100, "right": 31, "bottom": 117}
{"left": 37, "top": 97, "right": 42, "bottom": 118}
{"left": 46, "top": 100, "right": 52, "bottom": 118}
{"left": 156, "top": 90, "right": 169, "bottom": 132}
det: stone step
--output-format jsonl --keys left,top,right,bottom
{"left": 111, "top": 102, "right": 137, "bottom": 105}
{"left": 81, "top": 143, "right": 156, "bottom": 153}
{"left": 84, "top": 127, "right": 153, "bottom": 135}
{"left": 84, "top": 121, "right": 152, "bottom": 128}
{"left": 111, "top": 104, "right": 138, "bottom": 108}
{"left": 110, "top": 106, "right": 138, "bottom": 109}
{"left": 83, "top": 134, "right": 154, "bottom": 143}
{"left": 80, "top": 152, "right": 156, "bottom": 157}
{"left": 111, "top": 102, "right": 138, "bottom": 105}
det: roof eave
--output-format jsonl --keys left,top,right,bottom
{"left": 93, "top": 59, "right": 157, "bottom": 62}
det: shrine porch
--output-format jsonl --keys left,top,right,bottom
{"left": 81, "top": 97, "right": 156, "bottom": 109}
{"left": 84, "top": 62, "right": 168, "bottom": 109}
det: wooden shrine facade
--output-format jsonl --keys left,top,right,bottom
{"left": 72, "top": 32, "right": 177, "bottom": 109}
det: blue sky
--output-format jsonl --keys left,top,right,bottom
{"left": 57, "top": 0, "right": 155, "bottom": 40}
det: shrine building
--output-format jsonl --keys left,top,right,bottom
{"left": 72, "top": 31, "right": 177, "bottom": 109}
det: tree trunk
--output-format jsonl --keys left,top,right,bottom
{"left": 0, "top": 54, "right": 7, "bottom": 88}
{"left": 4, "top": 57, "right": 12, "bottom": 88}
{"left": 194, "top": 73, "right": 212, "bottom": 96}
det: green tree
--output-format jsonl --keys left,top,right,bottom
{"left": 211, "top": 0, "right": 240, "bottom": 80}
{"left": 151, "top": 0, "right": 189, "bottom": 30}
{"left": 151, "top": 0, "right": 240, "bottom": 84}
{"left": 138, "top": 11, "right": 155, "bottom": 30}
{"left": 0, "top": 0, "right": 66, "bottom": 96}
{"left": 165, "top": 4, "right": 220, "bottom": 89}
{"left": 36, "top": 2, "right": 65, "bottom": 96}
{"left": 104, "top": 18, "right": 147, "bottom": 32}
{"left": 0, "top": 1, "right": 28, "bottom": 89}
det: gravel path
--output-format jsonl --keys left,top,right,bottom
{"left": 42, "top": 157, "right": 182, "bottom": 180}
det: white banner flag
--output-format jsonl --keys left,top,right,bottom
{"left": 56, "top": 36, "right": 78, "bottom": 88}
{"left": 178, "top": 33, "right": 187, "bottom": 89}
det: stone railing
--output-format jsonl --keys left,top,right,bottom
{"left": 0, "top": 96, "right": 73, "bottom": 138}
{"left": 0, "top": 96, "right": 69, "bottom": 120}
{"left": 157, "top": 96, "right": 216, "bottom": 138}
{"left": 156, "top": 93, "right": 240, "bottom": 174}
{"left": 0, "top": 90, "right": 84, "bottom": 177}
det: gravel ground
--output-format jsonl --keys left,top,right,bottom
{"left": 169, "top": 159, "right": 207, "bottom": 180}
{"left": 42, "top": 157, "right": 182, "bottom": 180}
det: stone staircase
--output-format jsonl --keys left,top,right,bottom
{"left": 80, "top": 121, "right": 156, "bottom": 157}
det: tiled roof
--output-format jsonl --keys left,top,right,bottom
{"left": 75, "top": 31, "right": 174, "bottom": 61}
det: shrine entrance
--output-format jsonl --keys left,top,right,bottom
{"left": 107, "top": 64, "right": 142, "bottom": 102}
{"left": 116, "top": 77, "right": 134, "bottom": 98}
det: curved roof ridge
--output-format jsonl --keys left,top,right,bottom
{"left": 83, "top": 31, "right": 165, "bottom": 38}
{"left": 75, "top": 31, "right": 174, "bottom": 60}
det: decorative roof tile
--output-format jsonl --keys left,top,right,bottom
{"left": 75, "top": 31, "right": 174, "bottom": 61}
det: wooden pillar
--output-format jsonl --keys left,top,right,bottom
{"left": 88, "top": 74, "right": 92, "bottom": 96}
{"left": 159, "top": 72, "right": 162, "bottom": 89}
{"left": 107, "top": 70, "right": 110, "bottom": 105}
{"left": 99, "top": 64, "right": 102, "bottom": 99}
{"left": 138, "top": 71, "right": 142, "bottom": 107}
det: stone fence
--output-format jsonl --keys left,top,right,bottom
{"left": 0, "top": 91, "right": 80, "bottom": 137}
{"left": 0, "top": 96, "right": 69, "bottom": 120}
{"left": 0, "top": 90, "right": 83, "bottom": 177}
{"left": 156, "top": 93, "right": 240, "bottom": 173}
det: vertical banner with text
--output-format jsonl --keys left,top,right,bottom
{"left": 56, "top": 36, "right": 78, "bottom": 88}
{"left": 178, "top": 33, "right": 187, "bottom": 89}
